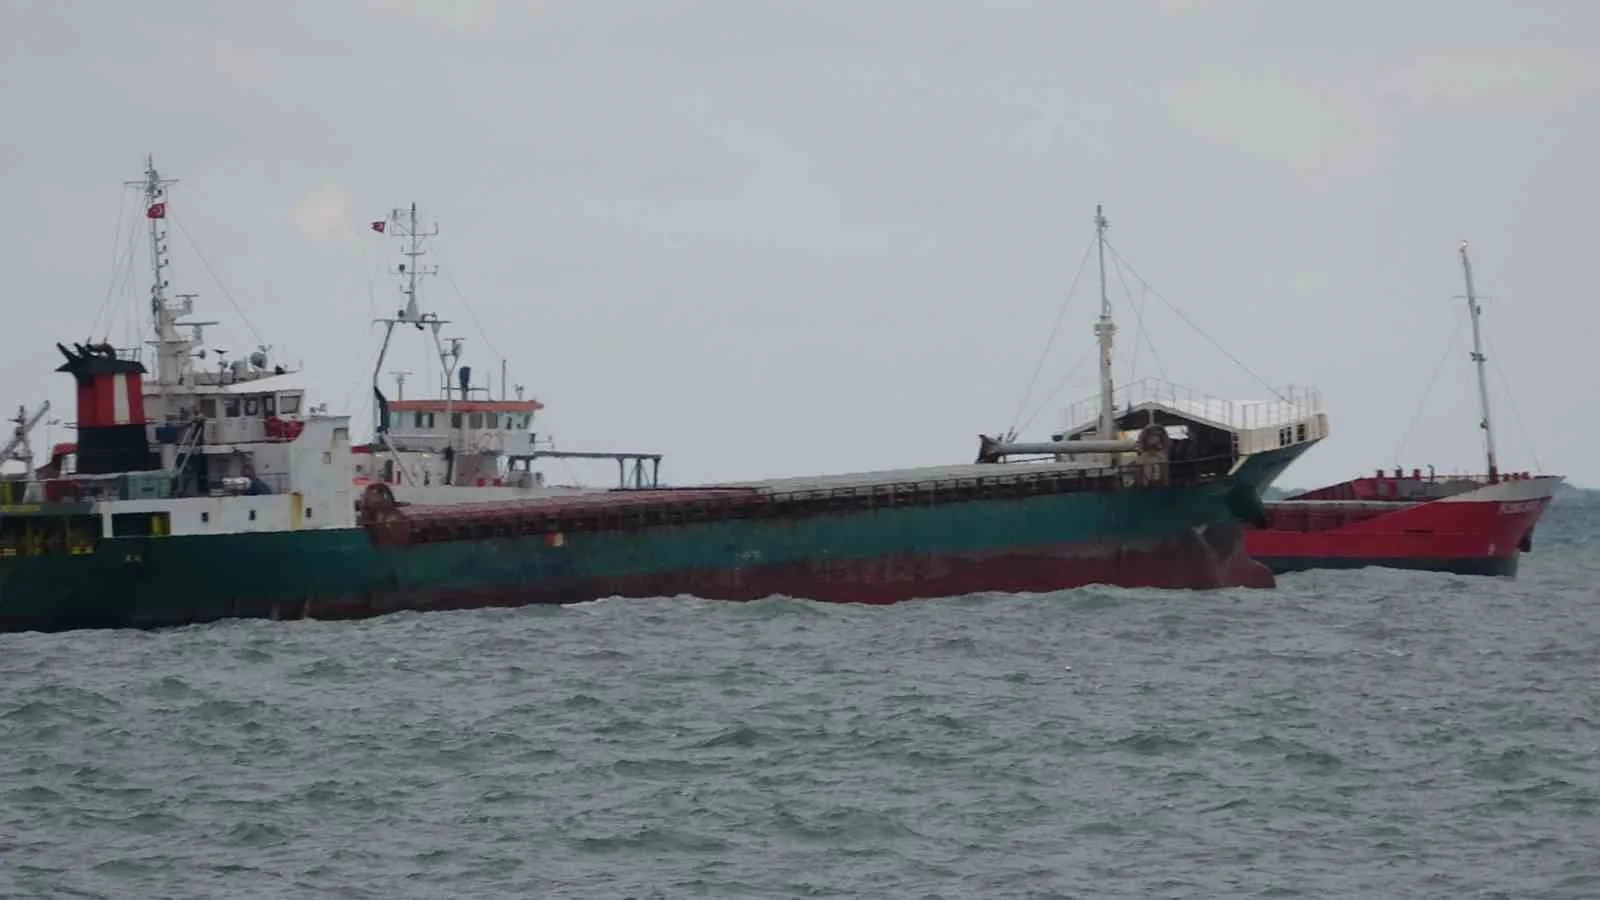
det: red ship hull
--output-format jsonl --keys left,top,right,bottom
{"left": 1244, "top": 472, "right": 1561, "bottom": 577}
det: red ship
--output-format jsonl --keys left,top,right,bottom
{"left": 1245, "top": 241, "right": 1562, "bottom": 577}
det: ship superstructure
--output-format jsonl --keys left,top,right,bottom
{"left": 352, "top": 203, "right": 663, "bottom": 504}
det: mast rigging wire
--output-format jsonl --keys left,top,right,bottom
{"left": 1006, "top": 237, "right": 1095, "bottom": 437}
{"left": 1483, "top": 331, "right": 1543, "bottom": 472}
{"left": 1103, "top": 241, "right": 1286, "bottom": 401}
{"left": 1391, "top": 311, "right": 1467, "bottom": 466}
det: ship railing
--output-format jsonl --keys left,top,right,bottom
{"left": 1371, "top": 471, "right": 1499, "bottom": 486}
{"left": 21, "top": 471, "right": 134, "bottom": 504}
{"left": 381, "top": 431, "right": 522, "bottom": 456}
{"left": 383, "top": 432, "right": 453, "bottom": 454}
{"left": 4, "top": 468, "right": 297, "bottom": 505}
{"left": 1062, "top": 378, "right": 1325, "bottom": 436}
{"left": 1365, "top": 469, "right": 1540, "bottom": 491}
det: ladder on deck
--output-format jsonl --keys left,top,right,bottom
{"left": 169, "top": 419, "right": 207, "bottom": 492}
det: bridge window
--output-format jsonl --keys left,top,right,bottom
{"left": 279, "top": 392, "right": 301, "bottom": 415}
{"left": 486, "top": 413, "right": 499, "bottom": 429}
{"left": 224, "top": 398, "right": 241, "bottom": 417}
{"left": 412, "top": 412, "right": 435, "bottom": 429}
{"left": 199, "top": 398, "right": 217, "bottom": 418}
{"left": 451, "top": 412, "right": 463, "bottom": 428}
{"left": 244, "top": 397, "right": 259, "bottom": 416}
{"left": 469, "top": 412, "right": 483, "bottom": 429}
{"left": 263, "top": 395, "right": 276, "bottom": 416}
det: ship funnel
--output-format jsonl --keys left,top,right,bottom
{"left": 54, "top": 342, "right": 158, "bottom": 475}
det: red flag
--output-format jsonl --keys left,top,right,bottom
{"left": 370, "top": 220, "right": 386, "bottom": 233}
{"left": 146, "top": 202, "right": 166, "bottom": 219}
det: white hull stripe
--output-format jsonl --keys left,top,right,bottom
{"left": 112, "top": 373, "right": 130, "bottom": 425}
{"left": 1437, "top": 475, "right": 1564, "bottom": 503}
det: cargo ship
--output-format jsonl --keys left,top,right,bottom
{"left": 1243, "top": 241, "right": 1561, "bottom": 576}
{"left": 0, "top": 159, "right": 1328, "bottom": 634}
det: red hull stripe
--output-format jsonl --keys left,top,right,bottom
{"left": 1257, "top": 555, "right": 1519, "bottom": 577}
{"left": 252, "top": 540, "right": 1275, "bottom": 624}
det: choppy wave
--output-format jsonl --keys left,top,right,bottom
{"left": 2, "top": 494, "right": 1598, "bottom": 897}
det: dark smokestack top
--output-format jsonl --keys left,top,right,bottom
{"left": 55, "top": 342, "right": 148, "bottom": 383}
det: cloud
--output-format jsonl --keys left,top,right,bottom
{"left": 1160, "top": 70, "right": 1376, "bottom": 180}
{"left": 368, "top": 0, "right": 546, "bottom": 34}
{"left": 1156, "top": 0, "right": 1213, "bottom": 14}
{"left": 211, "top": 39, "right": 269, "bottom": 85}
{"left": 291, "top": 185, "right": 357, "bottom": 245}
{"left": 1160, "top": 49, "right": 1595, "bottom": 181}
{"left": 1288, "top": 270, "right": 1324, "bottom": 296}
{"left": 1377, "top": 50, "right": 1598, "bottom": 110}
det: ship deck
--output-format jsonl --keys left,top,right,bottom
{"left": 368, "top": 454, "right": 1239, "bottom": 547}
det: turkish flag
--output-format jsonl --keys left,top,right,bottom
{"left": 146, "top": 202, "right": 166, "bottom": 219}
{"left": 370, "top": 220, "right": 386, "bottom": 233}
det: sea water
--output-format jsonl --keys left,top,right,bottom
{"left": 3, "top": 493, "right": 1597, "bottom": 898}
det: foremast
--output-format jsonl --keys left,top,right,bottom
{"left": 370, "top": 203, "right": 458, "bottom": 438}
{"left": 126, "top": 157, "right": 215, "bottom": 390}
{"left": 1457, "top": 241, "right": 1499, "bottom": 484}
{"left": 1093, "top": 204, "right": 1116, "bottom": 440}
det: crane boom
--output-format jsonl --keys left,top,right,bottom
{"left": 1, "top": 400, "right": 52, "bottom": 469}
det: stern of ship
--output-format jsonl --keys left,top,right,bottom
{"left": 0, "top": 501, "right": 134, "bottom": 633}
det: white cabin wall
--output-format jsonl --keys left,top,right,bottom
{"left": 104, "top": 494, "right": 298, "bottom": 535}
{"left": 247, "top": 444, "right": 292, "bottom": 482}
{"left": 286, "top": 416, "right": 355, "bottom": 528}
{"left": 1236, "top": 412, "right": 1329, "bottom": 456}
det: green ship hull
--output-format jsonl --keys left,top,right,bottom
{"left": 0, "top": 443, "right": 1310, "bottom": 634}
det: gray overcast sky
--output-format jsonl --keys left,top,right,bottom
{"left": 3, "top": 0, "right": 1595, "bottom": 488}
